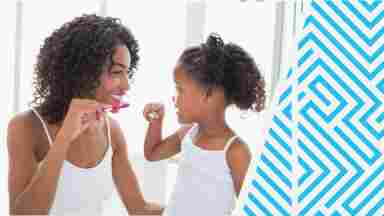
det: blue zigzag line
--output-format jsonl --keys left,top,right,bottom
{"left": 287, "top": 68, "right": 293, "bottom": 79}
{"left": 243, "top": 205, "right": 256, "bottom": 216}
{"left": 308, "top": 2, "right": 384, "bottom": 79}
{"left": 278, "top": 86, "right": 293, "bottom": 105}
{"left": 298, "top": 56, "right": 381, "bottom": 164}
{"left": 298, "top": 48, "right": 314, "bottom": 67}
{"left": 269, "top": 127, "right": 293, "bottom": 156}
{"left": 242, "top": 82, "right": 294, "bottom": 215}
{"left": 273, "top": 115, "right": 292, "bottom": 138}
{"left": 245, "top": 192, "right": 273, "bottom": 216}
{"left": 298, "top": 32, "right": 382, "bottom": 161}
{"left": 311, "top": 210, "right": 344, "bottom": 216}
{"left": 243, "top": 140, "right": 293, "bottom": 214}
{"left": 359, "top": 0, "right": 383, "bottom": 12}
{"left": 313, "top": 211, "right": 325, "bottom": 216}
{"left": 298, "top": 61, "right": 380, "bottom": 211}
{"left": 298, "top": 59, "right": 369, "bottom": 207}
{"left": 282, "top": 102, "right": 292, "bottom": 121}
{"left": 297, "top": 137, "right": 330, "bottom": 203}
{"left": 299, "top": 105, "right": 364, "bottom": 210}
{"left": 243, "top": 204, "right": 257, "bottom": 216}
{"left": 377, "top": 111, "right": 384, "bottom": 124}
{"left": 322, "top": 0, "right": 384, "bottom": 139}
{"left": 360, "top": 89, "right": 384, "bottom": 141}
{"left": 300, "top": 13, "right": 384, "bottom": 81}
{"left": 308, "top": 75, "right": 347, "bottom": 121}
{"left": 298, "top": 156, "right": 314, "bottom": 186}
{"left": 343, "top": 0, "right": 384, "bottom": 30}
{"left": 298, "top": 29, "right": 383, "bottom": 144}
{"left": 326, "top": 0, "right": 384, "bottom": 46}
{"left": 314, "top": 1, "right": 384, "bottom": 62}
{"left": 297, "top": 126, "right": 348, "bottom": 215}
{"left": 256, "top": 166, "right": 292, "bottom": 206}
{"left": 243, "top": 157, "right": 293, "bottom": 215}
{"left": 259, "top": 153, "right": 292, "bottom": 189}
{"left": 378, "top": 79, "right": 384, "bottom": 94}
{"left": 251, "top": 178, "right": 291, "bottom": 216}
{"left": 265, "top": 141, "right": 292, "bottom": 172}
{"left": 342, "top": 161, "right": 384, "bottom": 215}
{"left": 367, "top": 195, "right": 384, "bottom": 216}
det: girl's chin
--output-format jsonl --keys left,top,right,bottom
{"left": 177, "top": 113, "right": 192, "bottom": 124}
{"left": 176, "top": 113, "right": 183, "bottom": 122}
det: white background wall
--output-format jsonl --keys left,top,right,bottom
{"left": 0, "top": 0, "right": 278, "bottom": 214}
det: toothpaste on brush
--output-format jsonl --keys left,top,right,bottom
{"left": 96, "top": 94, "right": 130, "bottom": 120}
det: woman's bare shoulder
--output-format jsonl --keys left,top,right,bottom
{"left": 7, "top": 110, "right": 45, "bottom": 151}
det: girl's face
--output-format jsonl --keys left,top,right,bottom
{"left": 173, "top": 64, "right": 207, "bottom": 124}
{"left": 95, "top": 45, "right": 132, "bottom": 105}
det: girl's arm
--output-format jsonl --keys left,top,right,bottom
{"left": 144, "top": 119, "right": 192, "bottom": 161}
{"left": 143, "top": 102, "right": 192, "bottom": 161}
{"left": 226, "top": 139, "right": 252, "bottom": 196}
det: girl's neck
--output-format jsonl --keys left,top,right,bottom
{"left": 196, "top": 112, "right": 232, "bottom": 138}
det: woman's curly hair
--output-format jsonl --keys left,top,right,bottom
{"left": 178, "top": 33, "right": 266, "bottom": 112}
{"left": 31, "top": 14, "right": 139, "bottom": 124}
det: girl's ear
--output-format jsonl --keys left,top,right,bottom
{"left": 200, "top": 87, "right": 211, "bottom": 103}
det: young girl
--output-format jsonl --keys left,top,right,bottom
{"left": 143, "top": 33, "right": 266, "bottom": 215}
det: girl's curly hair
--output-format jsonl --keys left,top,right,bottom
{"left": 31, "top": 14, "right": 139, "bottom": 124}
{"left": 178, "top": 33, "right": 266, "bottom": 112}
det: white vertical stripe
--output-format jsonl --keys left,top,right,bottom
{"left": 13, "top": 0, "right": 23, "bottom": 114}
{"left": 98, "top": 0, "right": 107, "bottom": 16}
{"left": 270, "top": 1, "right": 285, "bottom": 102}
{"left": 185, "top": 0, "right": 206, "bottom": 47}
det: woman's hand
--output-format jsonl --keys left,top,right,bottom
{"left": 56, "top": 98, "right": 103, "bottom": 145}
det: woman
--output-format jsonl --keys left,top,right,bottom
{"left": 7, "top": 14, "right": 163, "bottom": 215}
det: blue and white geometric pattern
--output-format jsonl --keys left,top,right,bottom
{"left": 239, "top": 1, "right": 384, "bottom": 215}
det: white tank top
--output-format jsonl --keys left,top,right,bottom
{"left": 31, "top": 108, "right": 115, "bottom": 216}
{"left": 164, "top": 124, "right": 238, "bottom": 216}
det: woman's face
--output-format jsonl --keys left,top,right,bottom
{"left": 95, "top": 45, "right": 132, "bottom": 105}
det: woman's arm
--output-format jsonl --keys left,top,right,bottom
{"left": 7, "top": 113, "right": 70, "bottom": 215}
{"left": 8, "top": 99, "right": 102, "bottom": 214}
{"left": 226, "top": 139, "right": 252, "bottom": 196}
{"left": 109, "top": 117, "right": 164, "bottom": 215}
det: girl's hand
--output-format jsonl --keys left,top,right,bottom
{"left": 143, "top": 102, "right": 164, "bottom": 122}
